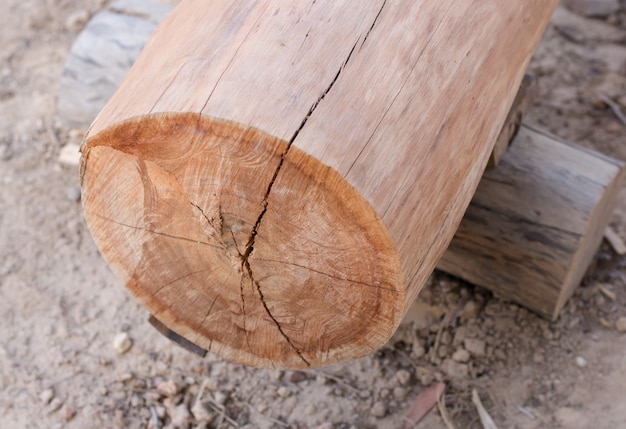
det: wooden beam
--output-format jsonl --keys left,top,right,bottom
{"left": 80, "top": 0, "right": 558, "bottom": 368}
{"left": 438, "top": 124, "right": 626, "bottom": 319}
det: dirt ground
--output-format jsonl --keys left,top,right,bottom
{"left": 1, "top": 1, "right": 626, "bottom": 428}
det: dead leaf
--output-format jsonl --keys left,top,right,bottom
{"left": 403, "top": 382, "right": 446, "bottom": 429}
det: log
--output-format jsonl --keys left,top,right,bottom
{"left": 438, "top": 124, "right": 626, "bottom": 319}
{"left": 80, "top": 0, "right": 558, "bottom": 368}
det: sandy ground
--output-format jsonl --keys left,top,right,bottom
{"left": 1, "top": 1, "right": 626, "bottom": 428}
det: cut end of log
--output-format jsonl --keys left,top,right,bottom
{"left": 81, "top": 112, "right": 405, "bottom": 368}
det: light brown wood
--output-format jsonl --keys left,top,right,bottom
{"left": 438, "top": 124, "right": 626, "bottom": 319}
{"left": 80, "top": 0, "right": 558, "bottom": 368}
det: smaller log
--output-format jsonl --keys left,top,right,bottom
{"left": 438, "top": 124, "right": 625, "bottom": 319}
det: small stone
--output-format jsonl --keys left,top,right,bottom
{"left": 213, "top": 391, "right": 228, "bottom": 405}
{"left": 575, "top": 356, "right": 588, "bottom": 368}
{"left": 411, "top": 345, "right": 426, "bottom": 359}
{"left": 379, "top": 388, "right": 390, "bottom": 399}
{"left": 40, "top": 388, "right": 54, "bottom": 404}
{"left": 112, "top": 332, "right": 133, "bottom": 355}
{"left": 277, "top": 386, "right": 292, "bottom": 398}
{"left": 416, "top": 367, "right": 435, "bottom": 386}
{"left": 65, "top": 9, "right": 90, "bottom": 32}
{"left": 464, "top": 338, "right": 486, "bottom": 358}
{"left": 58, "top": 144, "right": 81, "bottom": 166}
{"left": 452, "top": 349, "right": 470, "bottom": 363}
{"left": 371, "top": 401, "right": 387, "bottom": 418}
{"left": 48, "top": 398, "right": 63, "bottom": 413}
{"left": 395, "top": 369, "right": 411, "bottom": 386}
{"left": 615, "top": 317, "right": 626, "bottom": 333}
{"left": 66, "top": 186, "right": 81, "bottom": 202}
{"left": 60, "top": 404, "right": 76, "bottom": 422}
{"left": 157, "top": 380, "right": 181, "bottom": 397}
{"left": 289, "top": 371, "right": 308, "bottom": 383}
{"left": 304, "top": 404, "right": 316, "bottom": 415}
{"left": 459, "top": 300, "right": 480, "bottom": 322}
{"left": 440, "top": 359, "right": 469, "bottom": 379}
{"left": 0, "top": 143, "right": 13, "bottom": 161}
{"left": 155, "top": 405, "right": 166, "bottom": 418}
{"left": 191, "top": 400, "right": 214, "bottom": 422}
{"left": 166, "top": 403, "right": 191, "bottom": 428}
{"left": 437, "top": 344, "right": 451, "bottom": 359}
{"left": 393, "top": 387, "right": 408, "bottom": 400}
{"left": 117, "top": 372, "right": 133, "bottom": 382}
{"left": 316, "top": 423, "right": 333, "bottom": 429}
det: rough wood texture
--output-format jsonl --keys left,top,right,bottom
{"left": 438, "top": 124, "right": 626, "bottom": 319}
{"left": 80, "top": 0, "right": 558, "bottom": 368}
{"left": 57, "top": 0, "right": 171, "bottom": 128}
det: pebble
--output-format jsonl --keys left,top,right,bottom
{"left": 393, "top": 387, "right": 408, "bottom": 400}
{"left": 304, "top": 404, "right": 316, "bottom": 415}
{"left": 48, "top": 398, "right": 63, "bottom": 413}
{"left": 191, "top": 400, "right": 214, "bottom": 422}
{"left": 459, "top": 300, "right": 481, "bottom": 322}
{"left": 379, "top": 388, "right": 390, "bottom": 399}
{"left": 316, "top": 423, "right": 333, "bottom": 429}
{"left": 452, "top": 349, "right": 471, "bottom": 363}
{"left": 65, "top": 9, "right": 90, "bottom": 32}
{"left": 440, "top": 359, "right": 469, "bottom": 379}
{"left": 213, "top": 391, "right": 228, "bottom": 405}
{"left": 416, "top": 367, "right": 435, "bottom": 386}
{"left": 58, "top": 143, "right": 81, "bottom": 166}
{"left": 40, "top": 388, "right": 54, "bottom": 404}
{"left": 156, "top": 380, "right": 180, "bottom": 397}
{"left": 59, "top": 404, "right": 76, "bottom": 422}
{"left": 411, "top": 344, "right": 426, "bottom": 359}
{"left": 66, "top": 186, "right": 81, "bottom": 202}
{"left": 166, "top": 403, "right": 191, "bottom": 428}
{"left": 615, "top": 317, "right": 626, "bottom": 333}
{"left": 464, "top": 338, "right": 487, "bottom": 358}
{"left": 575, "top": 356, "right": 588, "bottom": 368}
{"left": 117, "top": 372, "right": 133, "bottom": 382}
{"left": 289, "top": 371, "right": 308, "bottom": 383}
{"left": 395, "top": 369, "right": 411, "bottom": 386}
{"left": 0, "top": 143, "right": 13, "bottom": 161}
{"left": 371, "top": 401, "right": 387, "bottom": 418}
{"left": 277, "top": 386, "right": 292, "bottom": 398}
{"left": 112, "top": 332, "right": 133, "bottom": 354}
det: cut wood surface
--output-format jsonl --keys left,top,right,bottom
{"left": 80, "top": 0, "right": 558, "bottom": 368}
{"left": 438, "top": 124, "right": 626, "bottom": 319}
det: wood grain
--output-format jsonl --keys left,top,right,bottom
{"left": 81, "top": 0, "right": 558, "bottom": 368}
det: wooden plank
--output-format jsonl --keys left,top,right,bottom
{"left": 438, "top": 124, "right": 626, "bottom": 319}
{"left": 80, "top": 0, "right": 558, "bottom": 368}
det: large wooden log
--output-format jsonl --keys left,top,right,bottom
{"left": 80, "top": 0, "right": 558, "bottom": 368}
{"left": 438, "top": 125, "right": 625, "bottom": 319}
